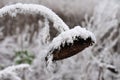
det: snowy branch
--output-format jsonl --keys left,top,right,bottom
{"left": 0, "top": 64, "right": 30, "bottom": 80}
{"left": 0, "top": 3, "right": 69, "bottom": 32}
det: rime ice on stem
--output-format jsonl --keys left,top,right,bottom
{"left": 0, "top": 64, "right": 30, "bottom": 80}
{"left": 0, "top": 3, "right": 69, "bottom": 32}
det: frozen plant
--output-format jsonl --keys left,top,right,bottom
{"left": 80, "top": 0, "right": 120, "bottom": 80}
{"left": 0, "top": 3, "right": 96, "bottom": 62}
{"left": 0, "top": 3, "right": 96, "bottom": 80}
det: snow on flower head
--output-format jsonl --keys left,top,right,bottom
{"left": 50, "top": 26, "right": 96, "bottom": 49}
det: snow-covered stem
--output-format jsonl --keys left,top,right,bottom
{"left": 0, "top": 3, "right": 69, "bottom": 32}
{"left": 0, "top": 64, "right": 30, "bottom": 80}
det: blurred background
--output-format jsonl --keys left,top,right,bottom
{"left": 0, "top": 0, "right": 120, "bottom": 80}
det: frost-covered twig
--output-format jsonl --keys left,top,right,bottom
{"left": 92, "top": 57, "right": 118, "bottom": 74}
{"left": 0, "top": 64, "right": 30, "bottom": 80}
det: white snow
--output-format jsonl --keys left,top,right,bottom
{"left": 50, "top": 26, "right": 96, "bottom": 49}
{"left": 4, "top": 64, "right": 30, "bottom": 73}
{"left": 0, "top": 64, "right": 30, "bottom": 80}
